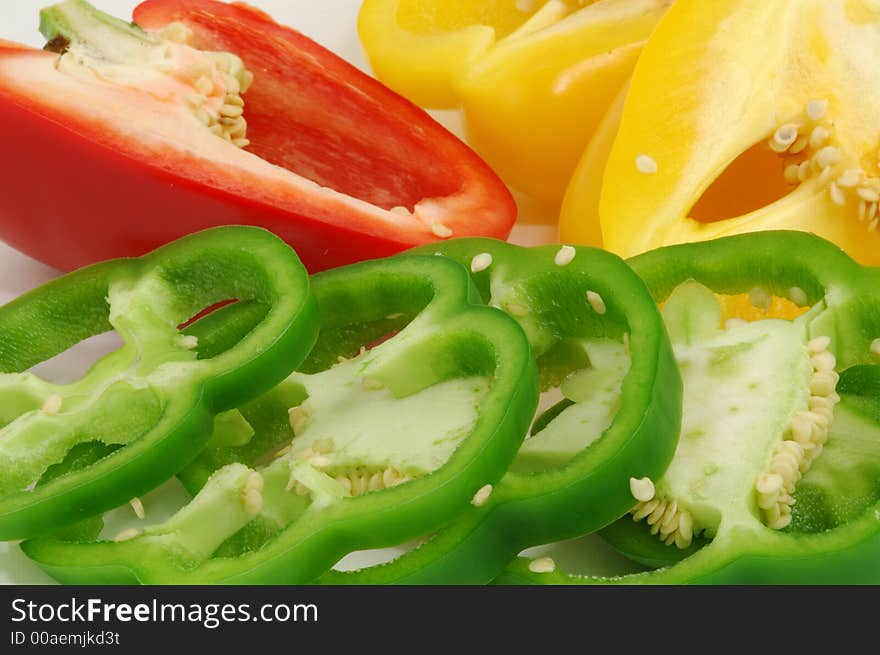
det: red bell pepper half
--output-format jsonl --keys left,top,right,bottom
{"left": 0, "top": 0, "right": 516, "bottom": 272}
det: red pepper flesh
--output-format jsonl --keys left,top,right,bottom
{"left": 0, "top": 1, "right": 516, "bottom": 272}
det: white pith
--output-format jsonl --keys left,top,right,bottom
{"left": 514, "top": 339, "right": 630, "bottom": 471}
{"left": 629, "top": 288, "right": 839, "bottom": 549}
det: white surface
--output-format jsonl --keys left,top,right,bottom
{"left": 0, "top": 0, "right": 565, "bottom": 584}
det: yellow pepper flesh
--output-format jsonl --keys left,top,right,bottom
{"left": 459, "top": 1, "right": 669, "bottom": 204}
{"left": 358, "top": 0, "right": 549, "bottom": 109}
{"left": 560, "top": 0, "right": 880, "bottom": 265}
{"left": 359, "top": 0, "right": 669, "bottom": 206}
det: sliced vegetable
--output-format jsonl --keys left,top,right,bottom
{"left": 0, "top": 0, "right": 515, "bottom": 273}
{"left": 317, "top": 238, "right": 681, "bottom": 584}
{"left": 22, "top": 254, "right": 539, "bottom": 584}
{"left": 0, "top": 226, "right": 317, "bottom": 540}
{"left": 458, "top": 0, "right": 669, "bottom": 204}
{"left": 560, "top": 0, "right": 880, "bottom": 264}
{"left": 359, "top": 0, "right": 670, "bottom": 204}
{"left": 498, "top": 232, "right": 880, "bottom": 584}
{"left": 359, "top": 0, "right": 571, "bottom": 109}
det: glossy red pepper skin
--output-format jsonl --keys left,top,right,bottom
{"left": 0, "top": 1, "right": 516, "bottom": 272}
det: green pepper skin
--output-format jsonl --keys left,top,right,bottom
{"left": 23, "top": 255, "right": 539, "bottom": 584}
{"left": 496, "top": 231, "right": 880, "bottom": 585}
{"left": 319, "top": 239, "right": 682, "bottom": 584}
{"left": 0, "top": 226, "right": 317, "bottom": 539}
{"left": 499, "top": 509, "right": 880, "bottom": 584}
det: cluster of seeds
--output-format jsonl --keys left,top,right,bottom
{"left": 629, "top": 486, "right": 695, "bottom": 549}
{"left": 160, "top": 22, "right": 254, "bottom": 148}
{"left": 769, "top": 99, "right": 880, "bottom": 231}
{"left": 331, "top": 467, "right": 414, "bottom": 497}
{"left": 281, "top": 436, "right": 415, "bottom": 498}
{"left": 754, "top": 336, "right": 839, "bottom": 530}
{"left": 282, "top": 358, "right": 418, "bottom": 498}
{"left": 286, "top": 463, "right": 414, "bottom": 497}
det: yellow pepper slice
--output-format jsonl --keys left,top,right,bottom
{"left": 459, "top": 0, "right": 669, "bottom": 204}
{"left": 358, "top": 0, "right": 553, "bottom": 109}
{"left": 359, "top": 0, "right": 670, "bottom": 205}
{"left": 560, "top": 0, "right": 880, "bottom": 264}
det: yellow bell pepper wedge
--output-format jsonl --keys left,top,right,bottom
{"left": 560, "top": 0, "right": 880, "bottom": 264}
{"left": 359, "top": 0, "right": 670, "bottom": 206}
{"left": 358, "top": 0, "right": 554, "bottom": 109}
{"left": 458, "top": 0, "right": 669, "bottom": 204}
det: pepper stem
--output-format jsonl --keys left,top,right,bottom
{"left": 39, "top": 0, "right": 156, "bottom": 62}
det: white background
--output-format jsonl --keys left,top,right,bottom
{"left": 0, "top": 0, "right": 629, "bottom": 584}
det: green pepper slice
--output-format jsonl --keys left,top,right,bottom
{"left": 317, "top": 239, "right": 681, "bottom": 584}
{"left": 497, "top": 231, "right": 880, "bottom": 585}
{"left": 22, "top": 254, "right": 538, "bottom": 584}
{"left": 0, "top": 226, "right": 316, "bottom": 540}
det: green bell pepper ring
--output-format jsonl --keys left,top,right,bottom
{"left": 22, "top": 254, "right": 539, "bottom": 584}
{"left": 497, "top": 231, "right": 880, "bottom": 585}
{"left": 319, "top": 238, "right": 682, "bottom": 584}
{"left": 0, "top": 225, "right": 317, "bottom": 540}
